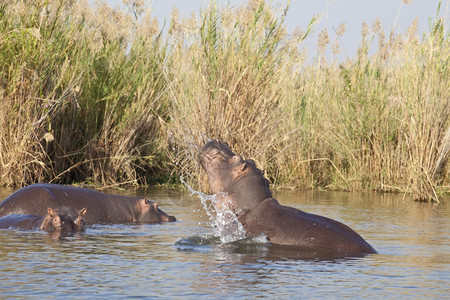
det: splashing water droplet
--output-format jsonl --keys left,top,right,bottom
{"left": 181, "top": 176, "right": 247, "bottom": 243}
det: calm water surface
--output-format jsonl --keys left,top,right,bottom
{"left": 0, "top": 186, "right": 448, "bottom": 299}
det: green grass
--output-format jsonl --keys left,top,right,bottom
{"left": 0, "top": 0, "right": 448, "bottom": 202}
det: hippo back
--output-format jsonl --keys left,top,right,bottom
{"left": 0, "top": 214, "right": 44, "bottom": 230}
{"left": 0, "top": 184, "right": 112, "bottom": 220}
{"left": 0, "top": 183, "right": 175, "bottom": 224}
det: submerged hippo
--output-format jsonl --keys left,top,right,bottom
{"left": 0, "top": 206, "right": 87, "bottom": 232}
{"left": 199, "top": 140, "right": 377, "bottom": 256}
{"left": 0, "top": 183, "right": 176, "bottom": 224}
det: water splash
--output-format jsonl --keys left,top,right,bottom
{"left": 181, "top": 176, "right": 247, "bottom": 243}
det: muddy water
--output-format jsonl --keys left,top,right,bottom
{"left": 0, "top": 186, "right": 448, "bottom": 298}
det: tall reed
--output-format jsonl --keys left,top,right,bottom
{"left": 165, "top": 0, "right": 449, "bottom": 201}
{"left": 0, "top": 0, "right": 448, "bottom": 201}
{"left": 165, "top": 1, "right": 312, "bottom": 189}
{"left": 0, "top": 0, "right": 168, "bottom": 186}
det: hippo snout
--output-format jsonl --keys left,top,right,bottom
{"left": 161, "top": 213, "right": 176, "bottom": 222}
{"left": 199, "top": 141, "right": 235, "bottom": 159}
{"left": 152, "top": 201, "right": 176, "bottom": 222}
{"left": 156, "top": 204, "right": 176, "bottom": 222}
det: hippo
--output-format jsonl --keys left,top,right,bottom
{"left": 0, "top": 206, "right": 87, "bottom": 232}
{"left": 198, "top": 140, "right": 377, "bottom": 256}
{"left": 0, "top": 183, "right": 176, "bottom": 224}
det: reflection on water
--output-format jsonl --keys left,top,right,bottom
{"left": 0, "top": 187, "right": 448, "bottom": 298}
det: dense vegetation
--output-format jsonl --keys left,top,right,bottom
{"left": 0, "top": 0, "right": 448, "bottom": 201}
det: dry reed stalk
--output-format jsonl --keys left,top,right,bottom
{"left": 0, "top": 0, "right": 447, "bottom": 202}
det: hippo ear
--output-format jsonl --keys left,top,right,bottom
{"left": 144, "top": 197, "right": 150, "bottom": 205}
{"left": 233, "top": 161, "right": 250, "bottom": 179}
{"left": 239, "top": 162, "right": 249, "bottom": 173}
{"left": 79, "top": 208, "right": 87, "bottom": 216}
{"left": 47, "top": 208, "right": 55, "bottom": 216}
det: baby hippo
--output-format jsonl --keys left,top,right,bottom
{"left": 0, "top": 206, "right": 87, "bottom": 232}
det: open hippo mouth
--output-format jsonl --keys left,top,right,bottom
{"left": 198, "top": 140, "right": 265, "bottom": 180}
{"left": 198, "top": 140, "right": 272, "bottom": 212}
{"left": 198, "top": 140, "right": 242, "bottom": 193}
{"left": 198, "top": 140, "right": 236, "bottom": 170}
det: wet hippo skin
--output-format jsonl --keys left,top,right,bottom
{"left": 199, "top": 140, "right": 377, "bottom": 256}
{"left": 0, "top": 183, "right": 176, "bottom": 224}
{"left": 0, "top": 206, "right": 86, "bottom": 232}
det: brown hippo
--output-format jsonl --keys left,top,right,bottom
{"left": 199, "top": 140, "right": 377, "bottom": 256}
{"left": 0, "top": 206, "right": 87, "bottom": 232}
{"left": 0, "top": 183, "right": 176, "bottom": 224}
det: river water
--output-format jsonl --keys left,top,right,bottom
{"left": 0, "top": 186, "right": 448, "bottom": 299}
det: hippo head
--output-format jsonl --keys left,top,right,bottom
{"left": 40, "top": 207, "right": 87, "bottom": 232}
{"left": 40, "top": 208, "right": 62, "bottom": 232}
{"left": 135, "top": 197, "right": 176, "bottom": 223}
{"left": 199, "top": 140, "right": 272, "bottom": 216}
{"left": 55, "top": 206, "right": 87, "bottom": 232}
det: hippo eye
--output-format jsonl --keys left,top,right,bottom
{"left": 210, "top": 153, "right": 225, "bottom": 161}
